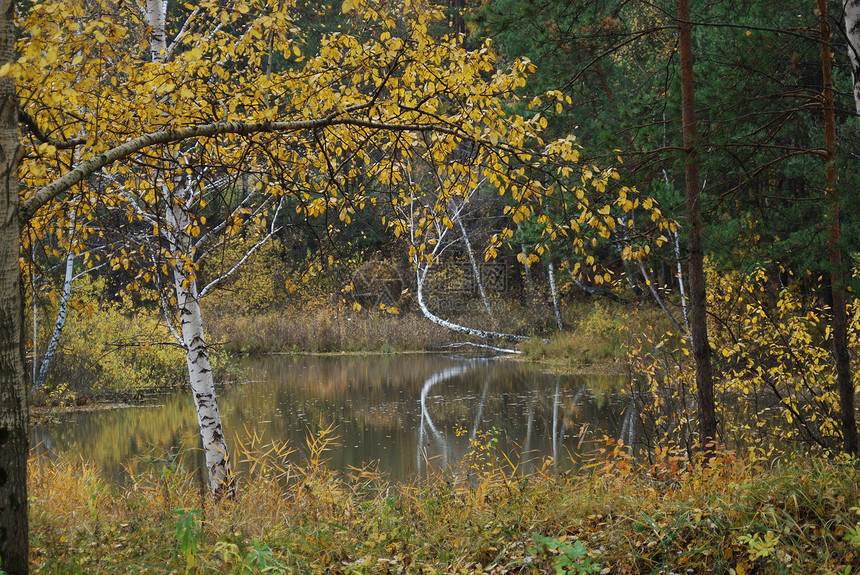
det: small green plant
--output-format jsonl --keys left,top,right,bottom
{"left": 845, "top": 505, "right": 860, "bottom": 548}
{"left": 738, "top": 531, "right": 780, "bottom": 560}
{"left": 172, "top": 507, "right": 202, "bottom": 574}
{"left": 527, "top": 532, "right": 601, "bottom": 574}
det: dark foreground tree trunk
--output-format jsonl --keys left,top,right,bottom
{"left": 676, "top": 0, "right": 717, "bottom": 449}
{"left": 0, "top": 0, "right": 29, "bottom": 572}
{"left": 818, "top": 0, "right": 857, "bottom": 456}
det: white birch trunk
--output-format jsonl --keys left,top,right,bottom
{"left": 33, "top": 206, "right": 78, "bottom": 390}
{"left": 33, "top": 249, "right": 73, "bottom": 390}
{"left": 144, "top": 0, "right": 168, "bottom": 63}
{"left": 672, "top": 229, "right": 690, "bottom": 330}
{"left": 547, "top": 261, "right": 563, "bottom": 331}
{"left": 415, "top": 264, "right": 529, "bottom": 342}
{"left": 142, "top": 0, "right": 233, "bottom": 496}
{"left": 843, "top": 0, "right": 860, "bottom": 122}
{"left": 166, "top": 200, "right": 234, "bottom": 497}
{"left": 637, "top": 259, "right": 689, "bottom": 341}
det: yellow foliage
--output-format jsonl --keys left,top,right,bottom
{"left": 630, "top": 263, "right": 859, "bottom": 455}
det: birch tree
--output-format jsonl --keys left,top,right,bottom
{"left": 1, "top": 0, "right": 656, "bottom": 568}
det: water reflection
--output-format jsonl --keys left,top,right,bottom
{"left": 31, "top": 355, "right": 628, "bottom": 482}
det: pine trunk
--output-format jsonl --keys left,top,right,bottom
{"left": 677, "top": 0, "right": 717, "bottom": 449}
{"left": 820, "top": 0, "right": 857, "bottom": 455}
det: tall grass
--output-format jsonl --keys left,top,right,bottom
{"left": 28, "top": 428, "right": 860, "bottom": 574}
{"left": 521, "top": 300, "right": 667, "bottom": 365}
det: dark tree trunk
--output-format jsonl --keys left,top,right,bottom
{"left": 818, "top": 0, "right": 857, "bottom": 455}
{"left": 676, "top": 0, "right": 717, "bottom": 449}
{"left": 0, "top": 0, "right": 29, "bottom": 571}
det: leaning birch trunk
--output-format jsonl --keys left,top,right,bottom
{"left": 33, "top": 249, "right": 74, "bottom": 390}
{"left": 547, "top": 261, "right": 563, "bottom": 331}
{"left": 415, "top": 263, "right": 529, "bottom": 343}
{"left": 34, "top": 205, "right": 78, "bottom": 390}
{"left": 672, "top": 229, "right": 690, "bottom": 330}
{"left": 167, "top": 202, "right": 234, "bottom": 496}
{"left": 637, "top": 259, "right": 688, "bottom": 340}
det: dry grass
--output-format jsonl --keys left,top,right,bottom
{"left": 28, "top": 428, "right": 860, "bottom": 574}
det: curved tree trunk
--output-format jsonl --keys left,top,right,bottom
{"left": 415, "top": 264, "right": 529, "bottom": 343}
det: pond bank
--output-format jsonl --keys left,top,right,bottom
{"left": 29, "top": 442, "right": 859, "bottom": 574}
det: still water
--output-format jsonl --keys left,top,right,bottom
{"left": 31, "top": 355, "right": 632, "bottom": 481}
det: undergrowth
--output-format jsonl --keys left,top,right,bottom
{"left": 28, "top": 427, "right": 860, "bottom": 574}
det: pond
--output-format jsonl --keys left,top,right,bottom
{"left": 31, "top": 354, "right": 633, "bottom": 482}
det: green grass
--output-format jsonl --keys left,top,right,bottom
{"left": 28, "top": 429, "right": 860, "bottom": 574}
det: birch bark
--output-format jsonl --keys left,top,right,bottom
{"left": 547, "top": 261, "right": 563, "bottom": 331}
{"left": 33, "top": 204, "right": 77, "bottom": 390}
{"left": 143, "top": 0, "right": 234, "bottom": 494}
{"left": 165, "top": 196, "right": 235, "bottom": 495}
{"left": 842, "top": 0, "right": 860, "bottom": 122}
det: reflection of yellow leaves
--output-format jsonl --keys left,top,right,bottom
{"left": 352, "top": 301, "right": 361, "bottom": 312}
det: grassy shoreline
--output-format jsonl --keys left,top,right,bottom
{"left": 28, "top": 435, "right": 860, "bottom": 574}
{"left": 25, "top": 302, "right": 860, "bottom": 573}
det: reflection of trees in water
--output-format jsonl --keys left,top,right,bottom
{"left": 31, "top": 355, "right": 630, "bottom": 481}
{"left": 416, "top": 363, "right": 630, "bottom": 477}
{"left": 418, "top": 364, "right": 477, "bottom": 473}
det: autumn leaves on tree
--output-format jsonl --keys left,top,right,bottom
{"left": 0, "top": 0, "right": 662, "bottom": 571}
{"left": 1, "top": 0, "right": 860, "bottom": 573}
